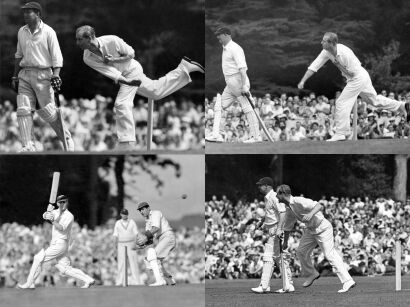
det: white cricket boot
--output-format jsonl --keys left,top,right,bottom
{"left": 251, "top": 284, "right": 270, "bottom": 293}
{"left": 338, "top": 279, "right": 356, "bottom": 293}
{"left": 274, "top": 284, "right": 295, "bottom": 293}
{"left": 326, "top": 133, "right": 346, "bottom": 142}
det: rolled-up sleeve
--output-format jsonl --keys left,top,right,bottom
{"left": 15, "top": 29, "right": 23, "bottom": 59}
{"left": 308, "top": 50, "right": 329, "bottom": 72}
{"left": 232, "top": 45, "right": 247, "bottom": 70}
{"left": 115, "top": 37, "right": 135, "bottom": 58}
{"left": 84, "top": 52, "right": 123, "bottom": 83}
{"left": 48, "top": 29, "right": 63, "bottom": 67}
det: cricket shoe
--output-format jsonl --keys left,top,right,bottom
{"left": 274, "top": 285, "right": 295, "bottom": 293}
{"left": 17, "top": 283, "right": 35, "bottom": 290}
{"left": 338, "top": 279, "right": 356, "bottom": 293}
{"left": 81, "top": 279, "right": 95, "bottom": 289}
{"left": 165, "top": 277, "right": 176, "bottom": 286}
{"left": 243, "top": 136, "right": 262, "bottom": 143}
{"left": 19, "top": 141, "right": 37, "bottom": 152}
{"left": 251, "top": 285, "right": 270, "bottom": 293}
{"left": 181, "top": 56, "right": 205, "bottom": 74}
{"left": 326, "top": 134, "right": 346, "bottom": 142}
{"left": 205, "top": 133, "right": 223, "bottom": 142}
{"left": 149, "top": 279, "right": 167, "bottom": 287}
{"left": 302, "top": 272, "right": 320, "bottom": 287}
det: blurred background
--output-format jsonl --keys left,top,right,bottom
{"left": 0, "top": 0, "right": 205, "bottom": 151}
{"left": 205, "top": 155, "right": 410, "bottom": 280}
{"left": 0, "top": 154, "right": 205, "bottom": 286}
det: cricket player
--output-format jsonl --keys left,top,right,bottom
{"left": 298, "top": 32, "right": 409, "bottom": 141}
{"left": 75, "top": 25, "right": 204, "bottom": 150}
{"left": 113, "top": 208, "right": 142, "bottom": 285}
{"left": 276, "top": 185, "right": 356, "bottom": 293}
{"left": 17, "top": 195, "right": 95, "bottom": 289}
{"left": 241, "top": 177, "right": 295, "bottom": 293}
{"left": 205, "top": 27, "right": 261, "bottom": 143}
{"left": 12, "top": 2, "right": 74, "bottom": 151}
{"left": 136, "top": 202, "right": 176, "bottom": 286}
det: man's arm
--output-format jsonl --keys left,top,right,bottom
{"left": 275, "top": 211, "right": 286, "bottom": 237}
{"left": 12, "top": 58, "right": 22, "bottom": 91}
{"left": 297, "top": 69, "right": 315, "bottom": 89}
{"left": 302, "top": 203, "right": 323, "bottom": 222}
{"left": 239, "top": 68, "right": 249, "bottom": 94}
{"left": 298, "top": 50, "right": 329, "bottom": 89}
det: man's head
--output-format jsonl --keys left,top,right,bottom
{"left": 137, "top": 201, "right": 150, "bottom": 218}
{"left": 276, "top": 184, "right": 292, "bottom": 204}
{"left": 56, "top": 195, "right": 69, "bottom": 211}
{"left": 76, "top": 25, "right": 96, "bottom": 50}
{"left": 21, "top": 2, "right": 42, "bottom": 24}
{"left": 256, "top": 177, "right": 274, "bottom": 195}
{"left": 120, "top": 208, "right": 129, "bottom": 220}
{"left": 321, "top": 32, "right": 338, "bottom": 51}
{"left": 214, "top": 27, "right": 231, "bottom": 46}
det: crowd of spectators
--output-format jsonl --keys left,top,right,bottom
{"left": 205, "top": 195, "right": 410, "bottom": 280}
{"left": 0, "top": 95, "right": 204, "bottom": 152}
{"left": 0, "top": 219, "right": 204, "bottom": 288}
{"left": 205, "top": 90, "right": 410, "bottom": 142}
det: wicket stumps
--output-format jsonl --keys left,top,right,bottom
{"left": 396, "top": 241, "right": 401, "bottom": 291}
{"left": 147, "top": 98, "right": 154, "bottom": 150}
{"left": 352, "top": 102, "right": 358, "bottom": 141}
{"left": 123, "top": 246, "right": 128, "bottom": 287}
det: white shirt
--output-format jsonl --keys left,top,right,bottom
{"left": 15, "top": 21, "right": 63, "bottom": 68}
{"left": 43, "top": 209, "right": 73, "bottom": 242}
{"left": 113, "top": 219, "right": 138, "bottom": 242}
{"left": 222, "top": 40, "right": 247, "bottom": 76}
{"left": 145, "top": 210, "right": 173, "bottom": 238}
{"left": 308, "top": 44, "right": 362, "bottom": 80}
{"left": 264, "top": 190, "right": 286, "bottom": 225}
{"left": 287, "top": 196, "right": 325, "bottom": 230}
{"left": 83, "top": 35, "right": 143, "bottom": 83}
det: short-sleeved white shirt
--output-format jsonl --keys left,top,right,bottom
{"left": 308, "top": 44, "right": 362, "bottom": 80}
{"left": 145, "top": 210, "right": 173, "bottom": 237}
{"left": 264, "top": 190, "right": 286, "bottom": 226}
{"left": 113, "top": 219, "right": 138, "bottom": 242}
{"left": 222, "top": 40, "right": 247, "bottom": 76}
{"left": 287, "top": 196, "right": 325, "bottom": 230}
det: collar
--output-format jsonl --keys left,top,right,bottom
{"left": 223, "top": 39, "right": 233, "bottom": 50}
{"left": 23, "top": 20, "right": 44, "bottom": 35}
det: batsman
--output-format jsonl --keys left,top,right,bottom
{"left": 17, "top": 195, "right": 95, "bottom": 289}
{"left": 12, "top": 2, "right": 73, "bottom": 152}
{"left": 135, "top": 202, "right": 177, "bottom": 286}
{"left": 243, "top": 177, "right": 296, "bottom": 294}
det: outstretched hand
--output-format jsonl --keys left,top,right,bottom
{"left": 297, "top": 81, "right": 304, "bottom": 89}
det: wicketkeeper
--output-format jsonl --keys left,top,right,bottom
{"left": 17, "top": 195, "right": 94, "bottom": 289}
{"left": 135, "top": 202, "right": 177, "bottom": 286}
{"left": 12, "top": 2, "right": 74, "bottom": 152}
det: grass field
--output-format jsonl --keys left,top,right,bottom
{"left": 206, "top": 276, "right": 410, "bottom": 307}
{"left": 1, "top": 283, "right": 204, "bottom": 307}
{"left": 205, "top": 139, "right": 410, "bottom": 154}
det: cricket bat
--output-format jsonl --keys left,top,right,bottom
{"left": 278, "top": 234, "right": 290, "bottom": 291}
{"left": 48, "top": 172, "right": 60, "bottom": 210}
{"left": 54, "top": 93, "right": 69, "bottom": 151}
{"left": 243, "top": 92, "right": 275, "bottom": 142}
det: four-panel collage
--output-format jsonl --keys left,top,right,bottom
{"left": 1, "top": 0, "right": 410, "bottom": 307}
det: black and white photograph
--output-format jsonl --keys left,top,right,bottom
{"left": 0, "top": 154, "right": 205, "bottom": 307}
{"left": 205, "top": 154, "right": 410, "bottom": 306}
{"left": 0, "top": 0, "right": 205, "bottom": 152}
{"left": 205, "top": 0, "right": 410, "bottom": 153}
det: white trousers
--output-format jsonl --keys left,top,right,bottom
{"left": 116, "top": 241, "right": 142, "bottom": 285}
{"left": 221, "top": 73, "right": 251, "bottom": 112}
{"left": 155, "top": 231, "right": 176, "bottom": 259}
{"left": 114, "top": 62, "right": 191, "bottom": 142}
{"left": 335, "top": 67, "right": 401, "bottom": 136}
{"left": 296, "top": 219, "right": 352, "bottom": 284}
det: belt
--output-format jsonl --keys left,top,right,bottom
{"left": 21, "top": 67, "right": 52, "bottom": 71}
{"left": 118, "top": 239, "right": 135, "bottom": 243}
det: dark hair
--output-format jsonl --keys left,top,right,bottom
{"left": 76, "top": 25, "right": 96, "bottom": 39}
{"left": 277, "top": 184, "right": 292, "bottom": 196}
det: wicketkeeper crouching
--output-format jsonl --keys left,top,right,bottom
{"left": 135, "top": 202, "right": 177, "bottom": 286}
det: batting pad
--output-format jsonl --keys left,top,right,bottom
{"left": 16, "top": 95, "right": 34, "bottom": 146}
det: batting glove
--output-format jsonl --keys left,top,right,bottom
{"left": 51, "top": 76, "right": 62, "bottom": 92}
